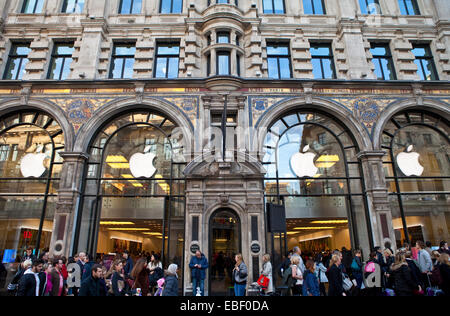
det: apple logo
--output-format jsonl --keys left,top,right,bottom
{"left": 20, "top": 145, "right": 47, "bottom": 178}
{"left": 290, "top": 145, "right": 318, "bottom": 178}
{"left": 129, "top": 146, "right": 157, "bottom": 178}
{"left": 396, "top": 145, "right": 424, "bottom": 177}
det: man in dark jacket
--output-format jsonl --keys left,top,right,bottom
{"left": 81, "top": 254, "right": 94, "bottom": 281}
{"left": 79, "top": 264, "right": 104, "bottom": 296}
{"left": 17, "top": 259, "right": 44, "bottom": 296}
{"left": 123, "top": 250, "right": 134, "bottom": 278}
{"left": 189, "top": 250, "right": 209, "bottom": 296}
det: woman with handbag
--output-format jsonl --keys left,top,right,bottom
{"left": 259, "top": 254, "right": 273, "bottom": 295}
{"left": 232, "top": 254, "right": 248, "bottom": 296}
{"left": 110, "top": 260, "right": 128, "bottom": 296}
{"left": 327, "top": 254, "right": 346, "bottom": 296}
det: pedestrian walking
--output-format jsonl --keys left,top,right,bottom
{"left": 290, "top": 255, "right": 303, "bottom": 296}
{"left": 17, "top": 259, "right": 44, "bottom": 296}
{"left": 131, "top": 258, "right": 150, "bottom": 296}
{"left": 148, "top": 254, "right": 163, "bottom": 295}
{"left": 315, "top": 254, "right": 328, "bottom": 296}
{"left": 292, "top": 246, "right": 306, "bottom": 274}
{"left": 351, "top": 249, "right": 364, "bottom": 290}
{"left": 162, "top": 264, "right": 179, "bottom": 296}
{"left": 110, "top": 260, "right": 128, "bottom": 296}
{"left": 260, "top": 254, "right": 273, "bottom": 295}
{"left": 416, "top": 241, "right": 433, "bottom": 288}
{"left": 438, "top": 241, "right": 450, "bottom": 255}
{"left": 390, "top": 252, "right": 421, "bottom": 296}
{"left": 50, "top": 258, "right": 66, "bottom": 296}
{"left": 303, "top": 260, "right": 320, "bottom": 296}
{"left": 81, "top": 254, "right": 94, "bottom": 281}
{"left": 327, "top": 254, "right": 345, "bottom": 297}
{"left": 438, "top": 254, "right": 450, "bottom": 296}
{"left": 79, "top": 264, "right": 104, "bottom": 296}
{"left": 189, "top": 250, "right": 208, "bottom": 296}
{"left": 123, "top": 250, "right": 134, "bottom": 278}
{"left": 232, "top": 254, "right": 248, "bottom": 296}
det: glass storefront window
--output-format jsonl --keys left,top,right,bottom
{"left": 0, "top": 111, "right": 64, "bottom": 293}
{"left": 263, "top": 110, "right": 371, "bottom": 268}
{"left": 383, "top": 111, "right": 450, "bottom": 248}
{"left": 76, "top": 111, "right": 186, "bottom": 288}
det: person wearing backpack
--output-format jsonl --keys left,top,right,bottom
{"left": 351, "top": 249, "right": 363, "bottom": 290}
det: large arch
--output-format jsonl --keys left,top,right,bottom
{"left": 0, "top": 98, "right": 75, "bottom": 151}
{"left": 254, "top": 97, "right": 373, "bottom": 153}
{"left": 372, "top": 98, "right": 450, "bottom": 150}
{"left": 73, "top": 97, "right": 195, "bottom": 154}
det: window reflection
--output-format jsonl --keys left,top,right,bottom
{"left": 264, "top": 111, "right": 369, "bottom": 258}
{"left": 384, "top": 111, "right": 449, "bottom": 248}
{"left": 0, "top": 112, "right": 63, "bottom": 287}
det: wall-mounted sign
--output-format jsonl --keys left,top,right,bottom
{"left": 190, "top": 243, "right": 200, "bottom": 254}
{"left": 251, "top": 243, "right": 261, "bottom": 254}
{"left": 23, "top": 231, "right": 33, "bottom": 239}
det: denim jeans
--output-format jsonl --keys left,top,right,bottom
{"left": 192, "top": 278, "right": 205, "bottom": 296}
{"left": 234, "top": 283, "right": 246, "bottom": 296}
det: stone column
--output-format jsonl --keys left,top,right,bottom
{"left": 210, "top": 49, "right": 216, "bottom": 76}
{"left": 49, "top": 152, "right": 88, "bottom": 258}
{"left": 358, "top": 151, "right": 397, "bottom": 252}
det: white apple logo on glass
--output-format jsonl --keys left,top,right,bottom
{"left": 396, "top": 145, "right": 424, "bottom": 176}
{"left": 290, "top": 145, "right": 318, "bottom": 178}
{"left": 20, "top": 145, "right": 47, "bottom": 178}
{"left": 129, "top": 146, "right": 157, "bottom": 178}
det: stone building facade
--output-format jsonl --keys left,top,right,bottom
{"left": 0, "top": 0, "right": 449, "bottom": 295}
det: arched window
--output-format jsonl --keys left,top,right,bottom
{"left": 75, "top": 110, "right": 186, "bottom": 268}
{"left": 382, "top": 111, "right": 449, "bottom": 248}
{"left": 0, "top": 111, "right": 65, "bottom": 265}
{"left": 263, "top": 110, "right": 371, "bottom": 259}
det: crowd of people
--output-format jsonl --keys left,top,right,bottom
{"left": 3, "top": 240, "right": 450, "bottom": 297}
{"left": 5, "top": 248, "right": 179, "bottom": 296}
{"left": 270, "top": 240, "right": 450, "bottom": 296}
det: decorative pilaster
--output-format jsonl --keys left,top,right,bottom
{"left": 49, "top": 152, "right": 88, "bottom": 258}
{"left": 358, "top": 151, "right": 396, "bottom": 250}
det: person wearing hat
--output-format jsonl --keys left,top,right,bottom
{"left": 162, "top": 264, "right": 178, "bottom": 296}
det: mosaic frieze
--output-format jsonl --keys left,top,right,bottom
{"left": 49, "top": 98, "right": 114, "bottom": 133}
{"left": 249, "top": 96, "right": 294, "bottom": 126}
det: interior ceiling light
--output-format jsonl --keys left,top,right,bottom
{"left": 311, "top": 220, "right": 348, "bottom": 224}
{"left": 107, "top": 228, "right": 150, "bottom": 231}
{"left": 100, "top": 221, "right": 135, "bottom": 225}
{"left": 155, "top": 174, "right": 170, "bottom": 194}
{"left": 315, "top": 155, "right": 340, "bottom": 169}
{"left": 293, "top": 227, "right": 337, "bottom": 230}
{"left": 106, "top": 155, "right": 130, "bottom": 169}
{"left": 121, "top": 174, "right": 144, "bottom": 187}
